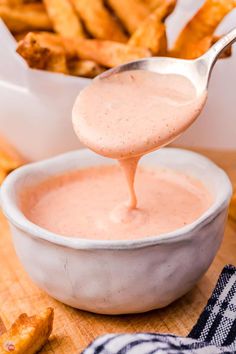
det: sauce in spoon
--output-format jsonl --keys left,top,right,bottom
{"left": 72, "top": 70, "right": 207, "bottom": 220}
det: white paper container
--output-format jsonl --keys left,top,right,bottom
{"left": 0, "top": 0, "right": 236, "bottom": 161}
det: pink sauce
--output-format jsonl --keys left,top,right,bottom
{"left": 72, "top": 70, "right": 207, "bottom": 210}
{"left": 22, "top": 165, "right": 212, "bottom": 240}
{"left": 22, "top": 69, "right": 210, "bottom": 240}
{"left": 73, "top": 71, "right": 206, "bottom": 160}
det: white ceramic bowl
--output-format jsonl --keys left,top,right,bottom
{"left": 0, "top": 148, "right": 232, "bottom": 314}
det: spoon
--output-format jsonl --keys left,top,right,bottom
{"left": 99, "top": 27, "right": 236, "bottom": 97}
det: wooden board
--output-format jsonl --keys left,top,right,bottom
{"left": 0, "top": 148, "right": 235, "bottom": 353}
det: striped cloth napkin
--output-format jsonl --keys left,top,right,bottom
{"left": 83, "top": 265, "right": 236, "bottom": 354}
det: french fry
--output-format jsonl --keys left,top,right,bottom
{"left": 17, "top": 33, "right": 55, "bottom": 70}
{"left": 68, "top": 59, "right": 105, "bottom": 77}
{"left": 107, "top": 0, "right": 150, "bottom": 34}
{"left": 17, "top": 32, "right": 151, "bottom": 68}
{"left": 0, "top": 308, "right": 54, "bottom": 354}
{"left": 171, "top": 35, "right": 232, "bottom": 61}
{"left": 17, "top": 32, "right": 105, "bottom": 75}
{"left": 63, "top": 37, "right": 151, "bottom": 67}
{"left": 17, "top": 32, "right": 69, "bottom": 74}
{"left": 129, "top": 18, "right": 167, "bottom": 55}
{"left": 71, "top": 0, "right": 127, "bottom": 42}
{"left": 43, "top": 0, "right": 85, "bottom": 38}
{"left": 0, "top": 3, "right": 52, "bottom": 33}
{"left": 171, "top": 0, "right": 236, "bottom": 59}
{"left": 128, "top": 1, "right": 176, "bottom": 55}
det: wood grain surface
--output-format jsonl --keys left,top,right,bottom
{"left": 0, "top": 148, "right": 235, "bottom": 353}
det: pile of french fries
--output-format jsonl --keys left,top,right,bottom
{"left": 0, "top": 0, "right": 235, "bottom": 78}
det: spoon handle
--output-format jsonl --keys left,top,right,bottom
{"left": 203, "top": 27, "right": 236, "bottom": 76}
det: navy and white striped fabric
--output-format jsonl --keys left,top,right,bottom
{"left": 82, "top": 265, "right": 236, "bottom": 354}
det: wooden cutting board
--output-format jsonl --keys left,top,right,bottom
{"left": 0, "top": 148, "right": 235, "bottom": 353}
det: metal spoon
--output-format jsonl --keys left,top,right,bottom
{"left": 99, "top": 27, "right": 236, "bottom": 97}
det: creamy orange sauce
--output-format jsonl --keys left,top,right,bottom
{"left": 22, "top": 165, "right": 212, "bottom": 240}
{"left": 72, "top": 70, "right": 207, "bottom": 211}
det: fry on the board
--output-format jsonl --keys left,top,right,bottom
{"left": 0, "top": 308, "right": 54, "bottom": 354}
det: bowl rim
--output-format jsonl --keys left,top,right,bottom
{"left": 0, "top": 147, "right": 232, "bottom": 250}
